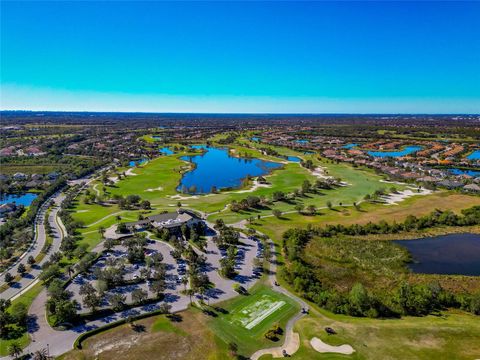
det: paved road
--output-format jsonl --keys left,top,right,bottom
{"left": 0, "top": 223, "right": 261, "bottom": 359}
{"left": 0, "top": 192, "right": 66, "bottom": 301}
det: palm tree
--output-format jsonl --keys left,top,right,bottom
{"left": 33, "top": 348, "right": 48, "bottom": 360}
{"left": 66, "top": 265, "right": 74, "bottom": 279}
{"left": 181, "top": 275, "right": 188, "bottom": 292}
{"left": 98, "top": 226, "right": 106, "bottom": 239}
{"left": 8, "top": 342, "right": 23, "bottom": 359}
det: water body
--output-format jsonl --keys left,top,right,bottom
{"left": 449, "top": 168, "right": 480, "bottom": 177}
{"left": 343, "top": 143, "right": 358, "bottom": 149}
{"left": 367, "top": 145, "right": 423, "bottom": 158}
{"left": 178, "top": 146, "right": 282, "bottom": 194}
{"left": 0, "top": 193, "right": 38, "bottom": 206}
{"left": 467, "top": 150, "right": 480, "bottom": 160}
{"left": 129, "top": 159, "right": 147, "bottom": 167}
{"left": 295, "top": 139, "right": 309, "bottom": 144}
{"left": 152, "top": 136, "right": 162, "bottom": 140}
{"left": 286, "top": 156, "right": 301, "bottom": 162}
{"left": 395, "top": 233, "right": 480, "bottom": 276}
{"left": 159, "top": 147, "right": 174, "bottom": 155}
{"left": 251, "top": 137, "right": 261, "bottom": 142}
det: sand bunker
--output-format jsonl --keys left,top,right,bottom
{"left": 381, "top": 188, "right": 432, "bottom": 205}
{"left": 310, "top": 337, "right": 355, "bottom": 355}
{"left": 145, "top": 186, "right": 164, "bottom": 192}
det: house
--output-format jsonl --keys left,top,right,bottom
{"left": 12, "top": 172, "right": 27, "bottom": 181}
{"left": 124, "top": 209, "right": 201, "bottom": 233}
{"left": 437, "top": 180, "right": 464, "bottom": 189}
{"left": 463, "top": 184, "right": 480, "bottom": 193}
{"left": 0, "top": 203, "right": 16, "bottom": 217}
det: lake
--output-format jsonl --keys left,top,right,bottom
{"left": 0, "top": 193, "right": 38, "bottom": 206}
{"left": 178, "top": 146, "right": 282, "bottom": 194}
{"left": 449, "top": 168, "right": 480, "bottom": 177}
{"left": 467, "top": 150, "right": 480, "bottom": 161}
{"left": 395, "top": 233, "right": 480, "bottom": 276}
{"left": 367, "top": 145, "right": 423, "bottom": 158}
{"left": 159, "top": 147, "right": 174, "bottom": 155}
{"left": 342, "top": 143, "right": 358, "bottom": 149}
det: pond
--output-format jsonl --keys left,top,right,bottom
{"left": 159, "top": 147, "right": 174, "bottom": 155}
{"left": 286, "top": 156, "right": 301, "bottom": 162}
{"left": 295, "top": 139, "right": 309, "bottom": 144}
{"left": 394, "top": 233, "right": 480, "bottom": 276}
{"left": 342, "top": 143, "right": 358, "bottom": 149}
{"left": 449, "top": 168, "right": 480, "bottom": 177}
{"left": 251, "top": 137, "right": 261, "bottom": 142}
{"left": 367, "top": 145, "right": 423, "bottom": 158}
{"left": 0, "top": 193, "right": 38, "bottom": 206}
{"left": 129, "top": 159, "right": 147, "bottom": 167}
{"left": 467, "top": 150, "right": 480, "bottom": 161}
{"left": 178, "top": 146, "right": 282, "bottom": 194}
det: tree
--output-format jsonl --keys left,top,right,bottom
{"left": 4, "top": 272, "right": 14, "bottom": 283}
{"left": 149, "top": 279, "right": 166, "bottom": 297}
{"left": 108, "top": 293, "right": 126, "bottom": 311}
{"left": 132, "top": 288, "right": 148, "bottom": 304}
{"left": 228, "top": 342, "right": 238, "bottom": 356}
{"left": 33, "top": 348, "right": 49, "bottom": 360}
{"left": 272, "top": 209, "right": 282, "bottom": 218}
{"left": 17, "top": 263, "right": 26, "bottom": 275}
{"left": 98, "top": 226, "right": 106, "bottom": 239}
{"left": 294, "top": 204, "right": 304, "bottom": 214}
{"left": 8, "top": 342, "right": 23, "bottom": 359}
{"left": 104, "top": 238, "right": 115, "bottom": 252}
{"left": 326, "top": 200, "right": 333, "bottom": 210}
{"left": 27, "top": 255, "right": 35, "bottom": 265}
{"left": 55, "top": 300, "right": 78, "bottom": 324}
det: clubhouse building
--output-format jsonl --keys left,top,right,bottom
{"left": 124, "top": 209, "right": 201, "bottom": 233}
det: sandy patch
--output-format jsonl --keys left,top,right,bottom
{"left": 234, "top": 180, "right": 272, "bottom": 193}
{"left": 168, "top": 194, "right": 199, "bottom": 200}
{"left": 310, "top": 337, "right": 355, "bottom": 355}
{"left": 125, "top": 168, "right": 138, "bottom": 176}
{"left": 76, "top": 210, "right": 89, "bottom": 213}
{"left": 381, "top": 188, "right": 432, "bottom": 205}
{"left": 145, "top": 186, "right": 164, "bottom": 192}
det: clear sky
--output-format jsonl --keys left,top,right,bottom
{"left": 1, "top": 1, "right": 479, "bottom": 113}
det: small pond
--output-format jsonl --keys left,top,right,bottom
{"left": 178, "top": 146, "right": 282, "bottom": 194}
{"left": 286, "top": 156, "right": 301, "bottom": 162}
{"left": 467, "top": 150, "right": 480, "bottom": 161}
{"left": 129, "top": 159, "right": 147, "bottom": 167}
{"left": 367, "top": 145, "right": 422, "bottom": 158}
{"left": 394, "top": 233, "right": 480, "bottom": 276}
{"left": 0, "top": 193, "right": 38, "bottom": 206}
{"left": 295, "top": 139, "right": 309, "bottom": 144}
{"left": 251, "top": 137, "right": 261, "bottom": 142}
{"left": 159, "top": 147, "right": 174, "bottom": 155}
{"left": 342, "top": 143, "right": 358, "bottom": 149}
{"left": 449, "top": 168, "right": 480, "bottom": 177}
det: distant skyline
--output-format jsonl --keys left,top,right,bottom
{"left": 1, "top": 1, "right": 479, "bottom": 113}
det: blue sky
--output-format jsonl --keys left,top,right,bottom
{"left": 1, "top": 1, "right": 479, "bottom": 113}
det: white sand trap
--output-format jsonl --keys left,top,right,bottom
{"left": 76, "top": 210, "right": 89, "bottom": 213}
{"left": 310, "top": 337, "right": 355, "bottom": 355}
{"left": 311, "top": 167, "right": 334, "bottom": 180}
{"left": 145, "top": 186, "right": 164, "bottom": 192}
{"left": 382, "top": 188, "right": 432, "bottom": 205}
{"left": 168, "top": 194, "right": 199, "bottom": 200}
{"left": 125, "top": 168, "right": 138, "bottom": 176}
{"left": 234, "top": 180, "right": 272, "bottom": 193}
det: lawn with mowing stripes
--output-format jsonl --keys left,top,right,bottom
{"left": 207, "top": 285, "right": 300, "bottom": 357}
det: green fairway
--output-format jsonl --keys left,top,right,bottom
{"left": 207, "top": 285, "right": 300, "bottom": 356}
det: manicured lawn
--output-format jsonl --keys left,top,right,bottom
{"left": 251, "top": 191, "right": 480, "bottom": 241}
{"left": 290, "top": 307, "right": 480, "bottom": 360}
{"left": 206, "top": 284, "right": 300, "bottom": 357}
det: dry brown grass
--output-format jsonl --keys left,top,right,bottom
{"left": 60, "top": 311, "right": 228, "bottom": 360}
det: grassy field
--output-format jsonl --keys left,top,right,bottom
{"left": 58, "top": 311, "right": 230, "bottom": 360}
{"left": 206, "top": 284, "right": 300, "bottom": 357}
{"left": 251, "top": 191, "right": 480, "bottom": 241}
{"left": 287, "top": 307, "right": 480, "bottom": 360}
